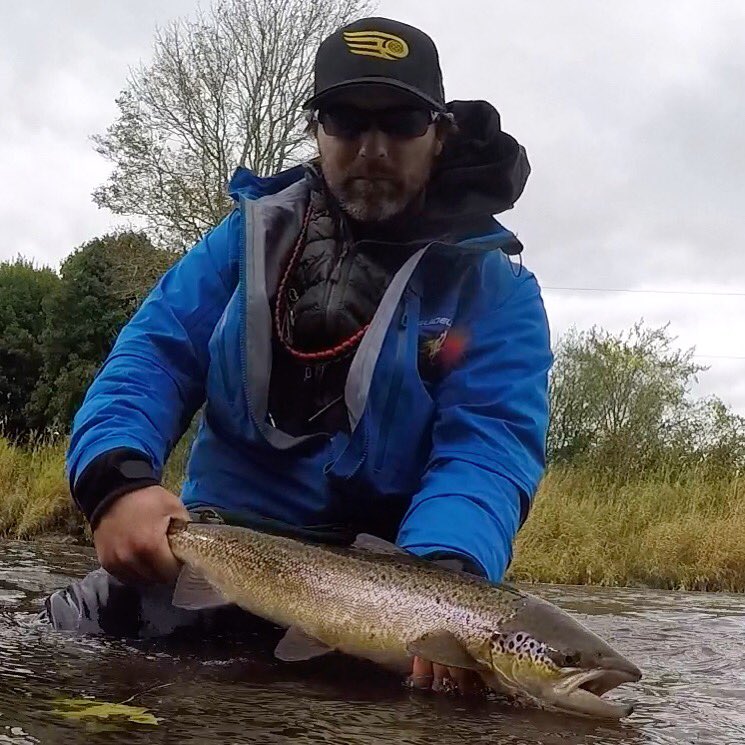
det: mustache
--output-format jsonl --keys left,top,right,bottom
{"left": 345, "top": 168, "right": 398, "bottom": 180}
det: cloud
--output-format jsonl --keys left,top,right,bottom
{"left": 1, "top": 0, "right": 743, "bottom": 413}
{"left": 0, "top": 1, "right": 196, "bottom": 268}
{"left": 376, "top": 0, "right": 745, "bottom": 412}
{"left": 541, "top": 289, "right": 745, "bottom": 412}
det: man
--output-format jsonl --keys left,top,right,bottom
{"left": 42, "top": 17, "right": 552, "bottom": 695}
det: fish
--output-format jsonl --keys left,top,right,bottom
{"left": 166, "top": 519, "right": 642, "bottom": 719}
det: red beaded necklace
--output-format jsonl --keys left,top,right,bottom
{"left": 273, "top": 204, "right": 370, "bottom": 363}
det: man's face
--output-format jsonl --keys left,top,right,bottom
{"left": 315, "top": 89, "right": 445, "bottom": 223}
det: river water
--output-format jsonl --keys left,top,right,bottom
{"left": 1, "top": 538, "right": 744, "bottom": 745}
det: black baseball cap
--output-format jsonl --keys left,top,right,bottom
{"left": 303, "top": 17, "right": 446, "bottom": 113}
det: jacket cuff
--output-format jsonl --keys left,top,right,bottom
{"left": 71, "top": 448, "right": 160, "bottom": 528}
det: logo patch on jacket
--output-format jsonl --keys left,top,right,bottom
{"left": 418, "top": 318, "right": 469, "bottom": 381}
{"left": 343, "top": 31, "right": 410, "bottom": 61}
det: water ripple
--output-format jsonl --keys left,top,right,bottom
{"left": 0, "top": 539, "right": 741, "bottom": 744}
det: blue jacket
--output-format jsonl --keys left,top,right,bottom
{"left": 67, "top": 160, "right": 551, "bottom": 582}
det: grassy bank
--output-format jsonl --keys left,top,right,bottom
{"left": 1, "top": 435, "right": 743, "bottom": 591}
{"left": 511, "top": 466, "right": 745, "bottom": 591}
{"left": 0, "top": 437, "right": 81, "bottom": 539}
{"left": 0, "top": 435, "right": 190, "bottom": 541}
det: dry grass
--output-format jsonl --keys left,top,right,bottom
{"left": 0, "top": 436, "right": 82, "bottom": 539}
{"left": 2, "top": 435, "right": 744, "bottom": 591}
{"left": 0, "top": 435, "right": 190, "bottom": 541}
{"left": 510, "top": 465, "right": 745, "bottom": 591}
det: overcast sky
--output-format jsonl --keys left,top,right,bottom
{"left": 2, "top": 0, "right": 744, "bottom": 413}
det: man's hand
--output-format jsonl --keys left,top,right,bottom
{"left": 92, "top": 485, "right": 190, "bottom": 586}
{"left": 409, "top": 656, "right": 485, "bottom": 697}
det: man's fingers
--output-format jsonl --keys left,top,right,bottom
{"left": 450, "top": 667, "right": 484, "bottom": 697}
{"left": 147, "top": 539, "right": 183, "bottom": 584}
{"left": 157, "top": 509, "right": 190, "bottom": 582}
{"left": 170, "top": 503, "right": 192, "bottom": 523}
{"left": 98, "top": 528, "right": 180, "bottom": 585}
{"left": 431, "top": 663, "right": 484, "bottom": 697}
{"left": 134, "top": 521, "right": 183, "bottom": 585}
{"left": 432, "top": 664, "right": 460, "bottom": 693}
{"left": 100, "top": 549, "right": 154, "bottom": 586}
{"left": 409, "top": 657, "right": 434, "bottom": 689}
{"left": 432, "top": 663, "right": 448, "bottom": 687}
{"left": 90, "top": 487, "right": 192, "bottom": 585}
{"left": 408, "top": 658, "right": 484, "bottom": 697}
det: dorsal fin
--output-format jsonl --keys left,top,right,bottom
{"left": 352, "top": 533, "right": 407, "bottom": 555}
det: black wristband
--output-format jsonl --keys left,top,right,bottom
{"left": 71, "top": 447, "right": 160, "bottom": 528}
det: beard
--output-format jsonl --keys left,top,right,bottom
{"left": 331, "top": 177, "right": 410, "bottom": 223}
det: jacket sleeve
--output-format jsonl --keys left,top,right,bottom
{"left": 396, "top": 267, "right": 552, "bottom": 581}
{"left": 66, "top": 209, "right": 241, "bottom": 525}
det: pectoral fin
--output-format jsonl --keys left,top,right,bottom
{"left": 172, "top": 565, "right": 230, "bottom": 610}
{"left": 406, "top": 631, "right": 482, "bottom": 671}
{"left": 274, "top": 626, "right": 334, "bottom": 662}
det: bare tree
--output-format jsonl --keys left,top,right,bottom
{"left": 92, "top": 0, "right": 373, "bottom": 250}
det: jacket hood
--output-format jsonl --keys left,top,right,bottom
{"left": 428, "top": 99, "right": 531, "bottom": 220}
{"left": 381, "top": 98, "right": 529, "bottom": 251}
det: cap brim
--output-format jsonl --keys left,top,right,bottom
{"left": 303, "top": 78, "right": 446, "bottom": 112}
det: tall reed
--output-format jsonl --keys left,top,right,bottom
{"left": 1, "top": 435, "right": 743, "bottom": 591}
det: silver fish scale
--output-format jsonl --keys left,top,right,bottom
{"left": 168, "top": 522, "right": 524, "bottom": 668}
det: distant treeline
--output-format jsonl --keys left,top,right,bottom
{"left": 0, "top": 233, "right": 179, "bottom": 441}
{"left": 1, "top": 236, "right": 744, "bottom": 480}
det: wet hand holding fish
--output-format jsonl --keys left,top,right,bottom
{"left": 166, "top": 519, "right": 641, "bottom": 720}
{"left": 93, "top": 485, "right": 191, "bottom": 585}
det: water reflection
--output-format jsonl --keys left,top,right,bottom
{"left": 1, "top": 538, "right": 743, "bottom": 744}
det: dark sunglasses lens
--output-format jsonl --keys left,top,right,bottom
{"left": 318, "top": 108, "right": 367, "bottom": 138}
{"left": 317, "top": 107, "right": 433, "bottom": 139}
{"left": 379, "top": 109, "right": 432, "bottom": 138}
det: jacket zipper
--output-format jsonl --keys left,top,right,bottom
{"left": 373, "top": 295, "right": 410, "bottom": 471}
{"left": 324, "top": 239, "right": 353, "bottom": 333}
{"left": 239, "top": 200, "right": 256, "bottom": 428}
{"left": 344, "top": 417, "right": 370, "bottom": 481}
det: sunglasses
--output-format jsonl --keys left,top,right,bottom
{"left": 313, "top": 105, "right": 441, "bottom": 140}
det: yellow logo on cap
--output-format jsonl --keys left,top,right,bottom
{"left": 343, "top": 30, "right": 410, "bottom": 61}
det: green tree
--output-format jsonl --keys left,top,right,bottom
{"left": 92, "top": 0, "right": 372, "bottom": 250}
{"left": 667, "top": 395, "right": 745, "bottom": 475}
{"left": 548, "top": 322, "right": 706, "bottom": 474}
{"left": 0, "top": 258, "right": 60, "bottom": 440}
{"left": 29, "top": 232, "right": 179, "bottom": 431}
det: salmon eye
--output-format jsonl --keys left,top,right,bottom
{"left": 547, "top": 648, "right": 581, "bottom": 668}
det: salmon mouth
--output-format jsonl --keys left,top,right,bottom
{"left": 482, "top": 661, "right": 641, "bottom": 720}
{"left": 549, "top": 667, "right": 642, "bottom": 719}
